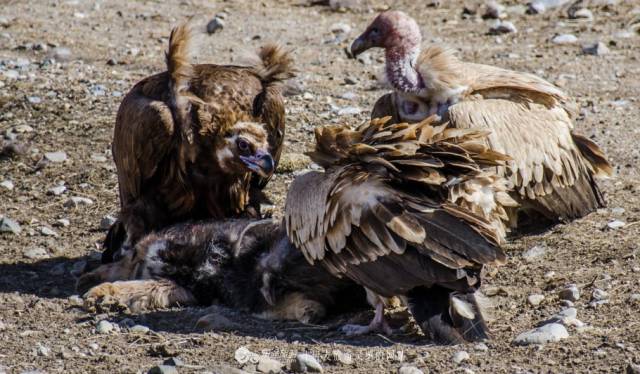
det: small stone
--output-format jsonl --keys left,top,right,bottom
{"left": 552, "top": 34, "right": 578, "bottom": 44}
{"left": 629, "top": 293, "right": 640, "bottom": 303}
{"left": 0, "top": 216, "right": 21, "bottom": 234}
{"left": 50, "top": 47, "right": 72, "bottom": 61}
{"left": 96, "top": 320, "right": 114, "bottom": 334}
{"left": 148, "top": 365, "right": 178, "bottom": 374}
{"left": 484, "top": 1, "right": 506, "bottom": 19}
{"left": 235, "top": 346, "right": 259, "bottom": 364}
{"left": 522, "top": 245, "right": 546, "bottom": 262}
{"left": 100, "top": 215, "right": 116, "bottom": 230}
{"left": 559, "top": 284, "right": 580, "bottom": 301}
{"left": 571, "top": 8, "right": 593, "bottom": 20}
{"left": 14, "top": 125, "right": 33, "bottom": 133}
{"left": 163, "top": 357, "right": 184, "bottom": 367}
{"left": 489, "top": 20, "right": 516, "bottom": 34}
{"left": 339, "top": 91, "right": 357, "bottom": 100}
{"left": 0, "top": 180, "right": 14, "bottom": 190}
{"left": 257, "top": 356, "right": 284, "bottom": 373}
{"left": 27, "top": 96, "right": 42, "bottom": 104}
{"left": 583, "top": 42, "right": 609, "bottom": 56}
{"left": 128, "top": 48, "right": 140, "bottom": 57}
{"left": 3, "top": 70, "right": 19, "bottom": 80}
{"left": 24, "top": 247, "right": 49, "bottom": 259}
{"left": 592, "top": 289, "right": 609, "bottom": 301}
{"left": 527, "top": 0, "right": 571, "bottom": 14}
{"left": 91, "top": 154, "right": 108, "bottom": 162}
{"left": 336, "top": 106, "right": 361, "bottom": 116}
{"left": 513, "top": 323, "right": 569, "bottom": 345}
{"left": 64, "top": 196, "right": 94, "bottom": 208}
{"left": 452, "top": 351, "right": 470, "bottom": 364}
{"left": 474, "top": 342, "right": 489, "bottom": 352}
{"left": 607, "top": 219, "right": 625, "bottom": 229}
{"left": 89, "top": 343, "right": 99, "bottom": 350}
{"left": 528, "top": 294, "right": 545, "bottom": 306}
{"left": 47, "top": 185, "right": 67, "bottom": 195}
{"left": 36, "top": 343, "right": 51, "bottom": 357}
{"left": 44, "top": 151, "right": 68, "bottom": 163}
{"left": 331, "top": 350, "right": 353, "bottom": 366}
{"left": 90, "top": 85, "right": 106, "bottom": 96}
{"left": 206, "top": 17, "right": 225, "bottom": 34}
{"left": 398, "top": 366, "right": 424, "bottom": 374}
{"left": 611, "top": 207, "right": 625, "bottom": 215}
{"left": 54, "top": 218, "right": 70, "bottom": 227}
{"left": 130, "top": 325, "right": 150, "bottom": 334}
{"left": 40, "top": 226, "right": 58, "bottom": 237}
{"left": 344, "top": 76, "right": 357, "bottom": 85}
{"left": 293, "top": 353, "right": 323, "bottom": 373}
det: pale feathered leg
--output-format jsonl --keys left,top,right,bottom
{"left": 341, "top": 301, "right": 393, "bottom": 336}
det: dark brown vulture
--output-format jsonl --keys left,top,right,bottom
{"left": 351, "top": 10, "right": 612, "bottom": 228}
{"left": 78, "top": 218, "right": 366, "bottom": 324}
{"left": 103, "top": 24, "right": 294, "bottom": 262}
{"left": 284, "top": 116, "right": 513, "bottom": 344}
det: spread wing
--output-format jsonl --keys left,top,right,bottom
{"left": 447, "top": 98, "right": 607, "bottom": 220}
{"left": 113, "top": 79, "right": 176, "bottom": 206}
{"left": 284, "top": 118, "right": 507, "bottom": 296}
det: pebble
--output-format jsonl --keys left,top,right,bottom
{"left": 339, "top": 91, "right": 357, "bottom": 101}
{"left": 36, "top": 343, "right": 51, "bottom": 357}
{"left": 235, "top": 346, "right": 259, "bottom": 364}
{"left": 64, "top": 196, "right": 94, "bottom": 208}
{"left": 522, "top": 245, "right": 546, "bottom": 262}
{"left": 89, "top": 343, "right": 99, "bottom": 350}
{"left": 474, "top": 342, "right": 489, "bottom": 352}
{"left": 398, "top": 366, "right": 424, "bottom": 374}
{"left": 27, "top": 96, "right": 42, "bottom": 104}
{"left": 292, "top": 353, "right": 323, "bottom": 373}
{"left": 331, "top": 350, "right": 352, "bottom": 365}
{"left": 452, "top": 351, "right": 470, "bottom": 364}
{"left": 14, "top": 125, "right": 33, "bottom": 133}
{"left": 100, "top": 215, "right": 116, "bottom": 230}
{"left": 3, "top": 70, "right": 19, "bottom": 80}
{"left": 611, "top": 207, "right": 625, "bottom": 215}
{"left": 489, "top": 20, "right": 517, "bottom": 34}
{"left": 513, "top": 323, "right": 569, "bottom": 345}
{"left": 90, "top": 85, "right": 106, "bottom": 96}
{"left": 54, "top": 218, "right": 70, "bottom": 227}
{"left": 571, "top": 8, "right": 593, "bottom": 20}
{"left": 207, "top": 17, "right": 225, "bottom": 34}
{"left": 583, "top": 42, "right": 609, "bottom": 56}
{"left": 47, "top": 185, "right": 67, "bottom": 195}
{"left": 484, "top": 1, "right": 506, "bottom": 19}
{"left": 96, "top": 320, "right": 114, "bottom": 334}
{"left": 0, "top": 216, "right": 21, "bottom": 234}
{"left": 44, "top": 151, "right": 68, "bottom": 163}
{"left": 592, "top": 289, "right": 609, "bottom": 301}
{"left": 559, "top": 284, "right": 580, "bottom": 301}
{"left": 527, "top": 0, "right": 571, "bottom": 14}
{"left": 91, "top": 154, "right": 108, "bottom": 162}
{"left": 344, "top": 76, "right": 357, "bottom": 85}
{"left": 0, "top": 180, "right": 14, "bottom": 190}
{"left": 607, "top": 219, "right": 625, "bottom": 229}
{"left": 68, "top": 295, "right": 83, "bottom": 306}
{"left": 336, "top": 106, "right": 361, "bottom": 116}
{"left": 629, "top": 293, "right": 640, "bottom": 303}
{"left": 40, "top": 226, "right": 58, "bottom": 237}
{"left": 257, "top": 356, "right": 284, "bottom": 373}
{"left": 50, "top": 47, "right": 73, "bottom": 61}
{"left": 528, "top": 294, "right": 545, "bottom": 306}
{"left": 130, "top": 324, "right": 150, "bottom": 334}
{"left": 163, "top": 357, "right": 184, "bottom": 367}
{"left": 148, "top": 366, "right": 178, "bottom": 374}
{"left": 552, "top": 34, "right": 578, "bottom": 44}
{"left": 24, "top": 247, "right": 49, "bottom": 259}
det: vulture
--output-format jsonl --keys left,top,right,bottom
{"left": 79, "top": 218, "right": 366, "bottom": 323}
{"left": 103, "top": 24, "right": 294, "bottom": 262}
{"left": 284, "top": 116, "right": 514, "bottom": 344}
{"left": 350, "top": 10, "right": 612, "bottom": 228}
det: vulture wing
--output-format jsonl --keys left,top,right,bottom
{"left": 447, "top": 98, "right": 608, "bottom": 220}
{"left": 285, "top": 117, "right": 507, "bottom": 297}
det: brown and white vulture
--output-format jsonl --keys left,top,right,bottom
{"left": 103, "top": 24, "right": 294, "bottom": 262}
{"left": 284, "top": 116, "right": 515, "bottom": 344}
{"left": 350, "top": 10, "right": 612, "bottom": 228}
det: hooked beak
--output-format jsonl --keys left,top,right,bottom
{"left": 239, "top": 149, "right": 274, "bottom": 178}
{"left": 350, "top": 33, "right": 373, "bottom": 58}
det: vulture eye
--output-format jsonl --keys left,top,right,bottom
{"left": 370, "top": 27, "right": 380, "bottom": 36}
{"left": 236, "top": 137, "right": 251, "bottom": 153}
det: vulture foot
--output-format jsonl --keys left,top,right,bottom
{"left": 340, "top": 302, "right": 393, "bottom": 336}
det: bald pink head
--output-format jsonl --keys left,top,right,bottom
{"left": 350, "top": 10, "right": 422, "bottom": 57}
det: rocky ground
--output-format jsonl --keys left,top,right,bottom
{"left": 1, "top": 0, "right": 640, "bottom": 373}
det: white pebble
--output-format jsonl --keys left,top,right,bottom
{"left": 528, "top": 294, "right": 545, "bottom": 306}
{"left": 96, "top": 320, "right": 114, "bottom": 334}
{"left": 552, "top": 34, "right": 578, "bottom": 44}
{"left": 513, "top": 323, "right": 569, "bottom": 345}
{"left": 452, "top": 351, "right": 470, "bottom": 364}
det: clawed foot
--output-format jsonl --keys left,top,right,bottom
{"left": 340, "top": 319, "right": 394, "bottom": 336}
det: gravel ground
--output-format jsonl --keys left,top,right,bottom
{"left": 1, "top": 0, "right": 640, "bottom": 373}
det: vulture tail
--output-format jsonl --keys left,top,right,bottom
{"left": 253, "top": 44, "right": 295, "bottom": 87}
{"left": 165, "top": 23, "right": 195, "bottom": 143}
{"left": 408, "top": 286, "right": 489, "bottom": 344}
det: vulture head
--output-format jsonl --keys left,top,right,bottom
{"left": 350, "top": 10, "right": 422, "bottom": 58}
{"left": 214, "top": 121, "right": 275, "bottom": 178}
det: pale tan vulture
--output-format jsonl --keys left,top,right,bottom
{"left": 284, "top": 116, "right": 515, "bottom": 344}
{"left": 351, "top": 10, "right": 612, "bottom": 228}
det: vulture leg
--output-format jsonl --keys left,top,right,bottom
{"left": 407, "top": 286, "right": 488, "bottom": 345}
{"left": 340, "top": 300, "right": 393, "bottom": 336}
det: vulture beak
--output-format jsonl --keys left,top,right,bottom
{"left": 240, "top": 149, "right": 274, "bottom": 177}
{"left": 350, "top": 33, "right": 373, "bottom": 58}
